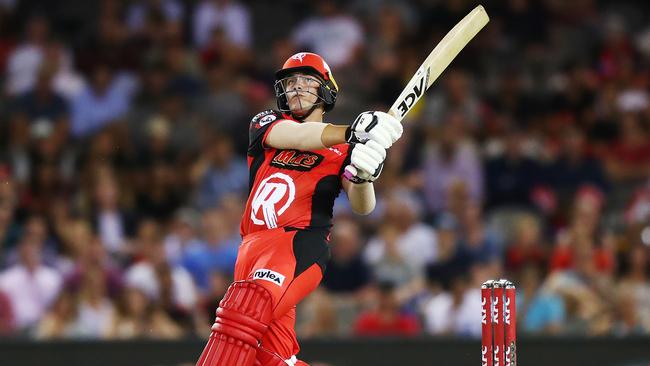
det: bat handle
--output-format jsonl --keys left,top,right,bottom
{"left": 343, "top": 164, "right": 371, "bottom": 182}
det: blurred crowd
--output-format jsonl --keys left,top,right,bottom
{"left": 0, "top": 0, "right": 650, "bottom": 341}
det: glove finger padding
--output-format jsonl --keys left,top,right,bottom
{"left": 352, "top": 149, "right": 379, "bottom": 175}
{"left": 360, "top": 139, "right": 386, "bottom": 160}
{"left": 385, "top": 114, "right": 403, "bottom": 141}
{"left": 367, "top": 128, "right": 392, "bottom": 149}
{"left": 374, "top": 111, "right": 403, "bottom": 144}
{"left": 350, "top": 140, "right": 386, "bottom": 181}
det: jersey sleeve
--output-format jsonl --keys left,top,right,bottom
{"left": 248, "top": 109, "right": 285, "bottom": 156}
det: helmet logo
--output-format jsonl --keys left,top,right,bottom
{"left": 291, "top": 52, "right": 307, "bottom": 63}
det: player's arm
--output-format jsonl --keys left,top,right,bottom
{"left": 265, "top": 111, "right": 402, "bottom": 151}
{"left": 342, "top": 179, "right": 376, "bottom": 215}
{"left": 265, "top": 121, "right": 347, "bottom": 151}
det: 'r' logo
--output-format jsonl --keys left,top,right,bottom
{"left": 251, "top": 173, "right": 296, "bottom": 229}
{"left": 291, "top": 53, "right": 307, "bottom": 63}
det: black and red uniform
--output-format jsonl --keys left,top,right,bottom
{"left": 195, "top": 51, "right": 344, "bottom": 366}
{"left": 234, "top": 109, "right": 351, "bottom": 360}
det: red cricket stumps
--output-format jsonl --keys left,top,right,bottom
{"left": 492, "top": 281, "right": 505, "bottom": 366}
{"left": 504, "top": 281, "right": 517, "bottom": 366}
{"left": 481, "top": 281, "right": 494, "bottom": 366}
{"left": 482, "top": 279, "right": 517, "bottom": 366}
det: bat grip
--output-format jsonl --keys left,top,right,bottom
{"left": 343, "top": 165, "right": 371, "bottom": 182}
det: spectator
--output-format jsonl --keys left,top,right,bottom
{"left": 71, "top": 63, "right": 136, "bottom": 138}
{"left": 424, "top": 70, "right": 482, "bottom": 129}
{"left": 292, "top": 0, "right": 363, "bottom": 68}
{"left": 0, "top": 239, "right": 62, "bottom": 331}
{"left": 519, "top": 265, "right": 565, "bottom": 335}
{"left": 191, "top": 133, "right": 247, "bottom": 210}
{"left": 108, "top": 286, "right": 182, "bottom": 339}
{"left": 612, "top": 287, "right": 645, "bottom": 336}
{"left": 420, "top": 263, "right": 452, "bottom": 335}
{"left": 421, "top": 270, "right": 481, "bottom": 337}
{"left": 421, "top": 112, "right": 483, "bottom": 214}
{"left": 624, "top": 185, "right": 650, "bottom": 225}
{"left": 549, "top": 187, "right": 614, "bottom": 274}
{"left": 181, "top": 208, "right": 239, "bottom": 290}
{"left": 484, "top": 127, "right": 540, "bottom": 210}
{"left": 5, "top": 15, "right": 49, "bottom": 95}
{"left": 353, "top": 281, "right": 420, "bottom": 337}
{"left": 154, "top": 262, "right": 194, "bottom": 331}
{"left": 45, "top": 39, "right": 86, "bottom": 101}
{"left": 3, "top": 215, "right": 58, "bottom": 268}
{"left": 193, "top": 0, "right": 251, "bottom": 49}
{"left": 35, "top": 289, "right": 80, "bottom": 339}
{"left": 366, "top": 224, "right": 416, "bottom": 288}
{"left": 8, "top": 62, "right": 69, "bottom": 164}
{"left": 74, "top": 1, "right": 138, "bottom": 72}
{"left": 0, "top": 289, "right": 13, "bottom": 335}
{"left": 132, "top": 115, "right": 179, "bottom": 173}
{"left": 107, "top": 286, "right": 149, "bottom": 339}
{"left": 617, "top": 245, "right": 650, "bottom": 332}
{"left": 125, "top": 219, "right": 197, "bottom": 311}
{"left": 545, "top": 245, "right": 610, "bottom": 335}
{"left": 0, "top": 2, "right": 15, "bottom": 74}
{"left": 542, "top": 126, "right": 608, "bottom": 207}
{"left": 133, "top": 160, "right": 184, "bottom": 221}
{"left": 162, "top": 40, "right": 204, "bottom": 98}
{"left": 364, "top": 189, "right": 437, "bottom": 281}
{"left": 298, "top": 288, "right": 339, "bottom": 338}
{"left": 430, "top": 213, "right": 474, "bottom": 277}
{"left": 0, "top": 165, "right": 17, "bottom": 207}
{"left": 322, "top": 217, "right": 371, "bottom": 294}
{"left": 75, "top": 266, "right": 115, "bottom": 338}
{"left": 64, "top": 237, "right": 123, "bottom": 301}
{"left": 55, "top": 218, "right": 94, "bottom": 276}
{"left": 130, "top": 87, "right": 202, "bottom": 155}
{"left": 0, "top": 198, "right": 20, "bottom": 265}
{"left": 505, "top": 214, "right": 547, "bottom": 273}
{"left": 163, "top": 207, "right": 202, "bottom": 263}
{"left": 125, "top": 0, "right": 184, "bottom": 34}
{"left": 77, "top": 130, "right": 134, "bottom": 184}
{"left": 459, "top": 203, "right": 501, "bottom": 264}
{"left": 365, "top": 4, "right": 411, "bottom": 107}
{"left": 605, "top": 113, "right": 650, "bottom": 183}
{"left": 195, "top": 62, "right": 248, "bottom": 133}
{"left": 89, "top": 169, "right": 135, "bottom": 258}
{"left": 197, "top": 270, "right": 230, "bottom": 330}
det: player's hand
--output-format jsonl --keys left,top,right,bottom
{"left": 346, "top": 111, "right": 403, "bottom": 148}
{"left": 346, "top": 140, "right": 386, "bottom": 184}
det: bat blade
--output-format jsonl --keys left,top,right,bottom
{"left": 345, "top": 5, "right": 489, "bottom": 182}
{"left": 388, "top": 5, "right": 489, "bottom": 121}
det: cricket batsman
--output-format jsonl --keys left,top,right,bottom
{"left": 195, "top": 52, "right": 402, "bottom": 366}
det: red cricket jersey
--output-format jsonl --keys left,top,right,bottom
{"left": 240, "top": 110, "right": 351, "bottom": 236}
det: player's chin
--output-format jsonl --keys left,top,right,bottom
{"left": 289, "top": 104, "right": 309, "bottom": 117}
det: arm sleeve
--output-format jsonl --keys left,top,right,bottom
{"left": 248, "top": 109, "right": 285, "bottom": 156}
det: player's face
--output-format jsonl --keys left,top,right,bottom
{"left": 283, "top": 72, "right": 321, "bottom": 116}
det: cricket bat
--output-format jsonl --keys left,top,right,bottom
{"left": 344, "top": 5, "right": 490, "bottom": 180}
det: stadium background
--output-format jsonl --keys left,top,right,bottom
{"left": 1, "top": 0, "right": 650, "bottom": 365}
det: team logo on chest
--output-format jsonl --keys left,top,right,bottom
{"left": 251, "top": 172, "right": 296, "bottom": 229}
{"left": 270, "top": 150, "right": 323, "bottom": 171}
